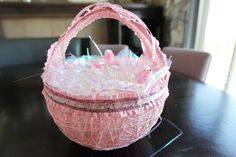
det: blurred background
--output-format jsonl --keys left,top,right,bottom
{"left": 0, "top": 0, "right": 235, "bottom": 97}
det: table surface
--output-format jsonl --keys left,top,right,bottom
{"left": 0, "top": 64, "right": 236, "bottom": 157}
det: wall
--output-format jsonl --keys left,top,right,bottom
{"left": 0, "top": 0, "right": 191, "bottom": 47}
{"left": 163, "top": 0, "right": 190, "bottom": 47}
{"left": 0, "top": 18, "right": 108, "bottom": 44}
{"left": 116, "top": 0, "right": 191, "bottom": 47}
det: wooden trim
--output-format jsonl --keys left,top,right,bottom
{"left": 0, "top": 21, "right": 4, "bottom": 38}
{"left": 194, "top": 0, "right": 210, "bottom": 50}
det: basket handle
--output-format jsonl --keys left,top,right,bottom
{"left": 44, "top": 3, "right": 166, "bottom": 73}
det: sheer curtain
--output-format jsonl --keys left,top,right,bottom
{"left": 225, "top": 43, "right": 236, "bottom": 97}
{"left": 195, "top": 0, "right": 236, "bottom": 97}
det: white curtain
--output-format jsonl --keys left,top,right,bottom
{"left": 195, "top": 0, "right": 236, "bottom": 97}
{"left": 225, "top": 43, "right": 236, "bottom": 97}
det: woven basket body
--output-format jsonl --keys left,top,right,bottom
{"left": 42, "top": 3, "right": 170, "bottom": 150}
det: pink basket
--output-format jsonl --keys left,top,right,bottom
{"left": 42, "top": 2, "right": 170, "bottom": 150}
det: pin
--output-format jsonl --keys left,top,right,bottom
{"left": 89, "top": 35, "right": 103, "bottom": 57}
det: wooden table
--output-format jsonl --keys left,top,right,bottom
{"left": 0, "top": 64, "right": 236, "bottom": 157}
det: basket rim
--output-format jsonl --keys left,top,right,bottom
{"left": 43, "top": 80, "right": 169, "bottom": 112}
{"left": 44, "top": 83, "right": 139, "bottom": 103}
{"left": 43, "top": 87, "right": 168, "bottom": 113}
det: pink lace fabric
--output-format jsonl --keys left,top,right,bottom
{"left": 42, "top": 2, "right": 171, "bottom": 150}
